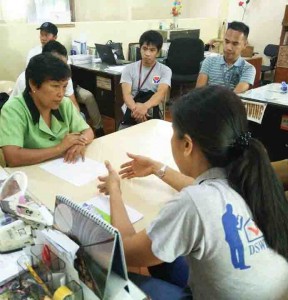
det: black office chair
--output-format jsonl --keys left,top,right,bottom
{"left": 260, "top": 44, "right": 279, "bottom": 85}
{"left": 165, "top": 38, "right": 204, "bottom": 95}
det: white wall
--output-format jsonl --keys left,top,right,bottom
{"left": 1, "top": 0, "right": 286, "bottom": 81}
{"left": 227, "top": 0, "right": 288, "bottom": 64}
{"left": 0, "top": 17, "right": 219, "bottom": 81}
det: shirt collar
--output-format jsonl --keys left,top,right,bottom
{"left": 23, "top": 89, "right": 63, "bottom": 124}
{"left": 220, "top": 55, "right": 244, "bottom": 67}
{"left": 194, "top": 167, "right": 227, "bottom": 185}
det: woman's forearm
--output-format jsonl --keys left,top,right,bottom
{"left": 3, "top": 145, "right": 63, "bottom": 167}
{"left": 152, "top": 162, "right": 194, "bottom": 191}
{"left": 110, "top": 186, "right": 136, "bottom": 237}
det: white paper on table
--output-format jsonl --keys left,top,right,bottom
{"left": 40, "top": 158, "right": 108, "bottom": 186}
{"left": 83, "top": 194, "right": 144, "bottom": 224}
{"left": 0, "top": 249, "right": 27, "bottom": 284}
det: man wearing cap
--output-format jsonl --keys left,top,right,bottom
{"left": 26, "top": 22, "right": 58, "bottom": 65}
{"left": 25, "top": 23, "right": 105, "bottom": 137}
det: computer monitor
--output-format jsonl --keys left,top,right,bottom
{"left": 169, "top": 29, "right": 200, "bottom": 41}
{"left": 95, "top": 43, "right": 118, "bottom": 65}
{"left": 95, "top": 43, "right": 130, "bottom": 65}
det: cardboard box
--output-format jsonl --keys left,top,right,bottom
{"left": 241, "top": 45, "right": 254, "bottom": 57}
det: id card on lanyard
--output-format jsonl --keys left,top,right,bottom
{"left": 138, "top": 62, "right": 156, "bottom": 91}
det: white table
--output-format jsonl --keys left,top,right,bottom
{"left": 239, "top": 83, "right": 288, "bottom": 161}
{"left": 240, "top": 83, "right": 288, "bottom": 107}
{"left": 5, "top": 119, "right": 177, "bottom": 232}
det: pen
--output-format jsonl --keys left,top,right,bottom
{"left": 25, "top": 263, "right": 52, "bottom": 297}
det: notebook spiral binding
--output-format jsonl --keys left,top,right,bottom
{"left": 56, "top": 195, "right": 117, "bottom": 235}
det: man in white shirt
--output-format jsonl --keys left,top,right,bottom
{"left": 26, "top": 22, "right": 58, "bottom": 65}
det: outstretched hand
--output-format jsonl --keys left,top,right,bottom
{"left": 119, "top": 153, "right": 158, "bottom": 179}
{"left": 98, "top": 160, "right": 120, "bottom": 195}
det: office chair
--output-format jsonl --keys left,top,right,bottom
{"left": 165, "top": 38, "right": 204, "bottom": 95}
{"left": 260, "top": 44, "right": 279, "bottom": 85}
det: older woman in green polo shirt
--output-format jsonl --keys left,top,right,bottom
{"left": 0, "top": 53, "right": 94, "bottom": 167}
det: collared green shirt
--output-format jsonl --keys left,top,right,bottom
{"left": 0, "top": 91, "right": 89, "bottom": 149}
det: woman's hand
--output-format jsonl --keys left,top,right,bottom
{"left": 119, "top": 153, "right": 161, "bottom": 179}
{"left": 59, "top": 133, "right": 88, "bottom": 153}
{"left": 64, "top": 144, "right": 86, "bottom": 163}
{"left": 98, "top": 161, "right": 121, "bottom": 195}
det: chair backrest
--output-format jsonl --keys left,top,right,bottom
{"left": 166, "top": 38, "right": 204, "bottom": 75}
{"left": 263, "top": 44, "right": 279, "bottom": 58}
{"left": 263, "top": 44, "right": 279, "bottom": 70}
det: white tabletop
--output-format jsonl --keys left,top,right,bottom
{"left": 5, "top": 120, "right": 177, "bottom": 232}
{"left": 240, "top": 83, "right": 288, "bottom": 107}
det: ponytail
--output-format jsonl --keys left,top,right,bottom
{"left": 227, "top": 138, "right": 288, "bottom": 260}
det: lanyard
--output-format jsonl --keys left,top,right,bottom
{"left": 138, "top": 62, "right": 156, "bottom": 91}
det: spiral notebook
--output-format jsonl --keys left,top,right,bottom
{"left": 54, "top": 195, "right": 129, "bottom": 299}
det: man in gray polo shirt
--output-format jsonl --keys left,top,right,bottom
{"left": 196, "top": 21, "right": 256, "bottom": 94}
{"left": 120, "top": 30, "right": 171, "bottom": 129}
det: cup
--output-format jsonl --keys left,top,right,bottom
{"left": 17, "top": 254, "right": 53, "bottom": 299}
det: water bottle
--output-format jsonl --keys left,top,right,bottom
{"left": 281, "top": 81, "right": 287, "bottom": 93}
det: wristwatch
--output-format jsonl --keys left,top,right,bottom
{"left": 156, "top": 165, "right": 168, "bottom": 179}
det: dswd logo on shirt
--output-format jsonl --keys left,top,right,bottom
{"left": 244, "top": 218, "right": 263, "bottom": 243}
{"left": 153, "top": 76, "right": 161, "bottom": 84}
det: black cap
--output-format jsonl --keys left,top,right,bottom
{"left": 37, "top": 22, "right": 58, "bottom": 36}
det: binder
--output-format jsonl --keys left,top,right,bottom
{"left": 54, "top": 195, "right": 129, "bottom": 300}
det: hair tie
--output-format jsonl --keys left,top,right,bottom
{"left": 233, "top": 132, "right": 252, "bottom": 150}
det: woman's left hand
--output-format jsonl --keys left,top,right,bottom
{"left": 63, "top": 144, "right": 86, "bottom": 163}
{"left": 98, "top": 161, "right": 120, "bottom": 195}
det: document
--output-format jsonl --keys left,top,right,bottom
{"left": 0, "top": 249, "right": 27, "bottom": 285}
{"left": 40, "top": 158, "right": 107, "bottom": 186}
{"left": 82, "top": 195, "right": 143, "bottom": 224}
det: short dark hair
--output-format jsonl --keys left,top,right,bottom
{"left": 227, "top": 21, "right": 249, "bottom": 38}
{"left": 172, "top": 86, "right": 288, "bottom": 261}
{"left": 139, "top": 30, "right": 163, "bottom": 51}
{"left": 25, "top": 53, "right": 71, "bottom": 92}
{"left": 42, "top": 40, "right": 67, "bottom": 57}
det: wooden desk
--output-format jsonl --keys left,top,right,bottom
{"left": 240, "top": 83, "right": 288, "bottom": 161}
{"left": 5, "top": 120, "right": 177, "bottom": 232}
{"left": 71, "top": 62, "right": 124, "bottom": 130}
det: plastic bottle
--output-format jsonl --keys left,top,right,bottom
{"left": 281, "top": 81, "right": 287, "bottom": 93}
